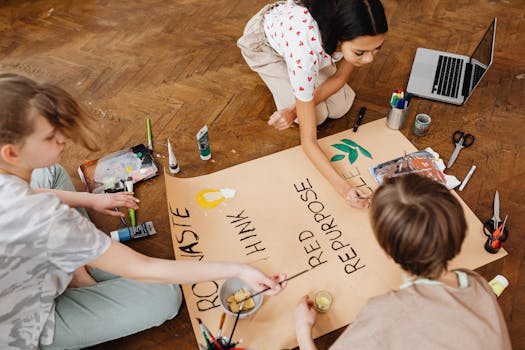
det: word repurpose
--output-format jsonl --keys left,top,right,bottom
{"left": 294, "top": 178, "right": 365, "bottom": 275}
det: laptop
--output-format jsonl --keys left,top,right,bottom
{"left": 406, "top": 18, "right": 496, "bottom": 105}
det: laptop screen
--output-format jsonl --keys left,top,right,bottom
{"left": 464, "top": 19, "right": 496, "bottom": 100}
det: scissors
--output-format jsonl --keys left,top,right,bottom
{"left": 447, "top": 130, "right": 475, "bottom": 168}
{"left": 483, "top": 214, "right": 509, "bottom": 254}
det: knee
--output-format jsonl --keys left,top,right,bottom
{"left": 327, "top": 84, "right": 355, "bottom": 119}
{"left": 30, "top": 164, "right": 65, "bottom": 189}
{"left": 153, "top": 284, "right": 183, "bottom": 321}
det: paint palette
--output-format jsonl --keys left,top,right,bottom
{"left": 78, "top": 144, "right": 158, "bottom": 193}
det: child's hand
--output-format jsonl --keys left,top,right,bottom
{"left": 345, "top": 188, "right": 369, "bottom": 209}
{"left": 295, "top": 295, "right": 317, "bottom": 333}
{"left": 268, "top": 107, "right": 296, "bottom": 130}
{"left": 89, "top": 192, "right": 139, "bottom": 216}
{"left": 238, "top": 265, "right": 287, "bottom": 296}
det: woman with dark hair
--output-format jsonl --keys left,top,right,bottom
{"left": 238, "top": 0, "right": 388, "bottom": 208}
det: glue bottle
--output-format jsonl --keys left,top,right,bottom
{"left": 488, "top": 275, "right": 509, "bottom": 297}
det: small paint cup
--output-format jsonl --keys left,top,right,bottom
{"left": 314, "top": 290, "right": 333, "bottom": 313}
{"left": 488, "top": 275, "right": 509, "bottom": 297}
{"left": 413, "top": 113, "right": 431, "bottom": 136}
{"left": 386, "top": 106, "right": 408, "bottom": 130}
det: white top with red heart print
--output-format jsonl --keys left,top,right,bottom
{"left": 263, "top": 0, "right": 334, "bottom": 102}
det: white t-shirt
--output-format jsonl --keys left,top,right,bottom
{"left": 0, "top": 175, "right": 111, "bottom": 349}
{"left": 263, "top": 0, "right": 334, "bottom": 102}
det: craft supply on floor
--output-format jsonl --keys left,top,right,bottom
{"left": 125, "top": 176, "right": 136, "bottom": 227}
{"left": 489, "top": 275, "right": 509, "bottom": 297}
{"left": 110, "top": 221, "right": 156, "bottom": 242}
{"left": 459, "top": 165, "right": 476, "bottom": 191}
{"left": 386, "top": 90, "right": 410, "bottom": 129}
{"left": 147, "top": 118, "right": 153, "bottom": 151}
{"left": 413, "top": 113, "right": 431, "bottom": 136}
{"left": 197, "top": 125, "right": 212, "bottom": 160}
{"left": 167, "top": 138, "right": 180, "bottom": 174}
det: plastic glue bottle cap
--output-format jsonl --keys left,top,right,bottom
{"left": 488, "top": 275, "right": 509, "bottom": 297}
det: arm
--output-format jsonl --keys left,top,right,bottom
{"left": 33, "top": 188, "right": 139, "bottom": 216}
{"left": 312, "top": 59, "right": 355, "bottom": 106}
{"left": 90, "top": 240, "right": 285, "bottom": 294}
{"left": 269, "top": 60, "right": 355, "bottom": 129}
{"left": 295, "top": 296, "right": 318, "bottom": 350}
{"left": 296, "top": 99, "right": 368, "bottom": 208}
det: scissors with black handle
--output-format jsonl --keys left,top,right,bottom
{"left": 447, "top": 130, "right": 475, "bottom": 168}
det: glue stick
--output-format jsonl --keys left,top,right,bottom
{"left": 488, "top": 275, "right": 509, "bottom": 297}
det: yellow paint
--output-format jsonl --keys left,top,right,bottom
{"left": 126, "top": 166, "right": 133, "bottom": 174}
{"left": 196, "top": 189, "right": 225, "bottom": 209}
{"left": 314, "top": 291, "right": 332, "bottom": 313}
{"left": 316, "top": 296, "right": 331, "bottom": 309}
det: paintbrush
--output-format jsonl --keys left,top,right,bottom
{"left": 216, "top": 312, "right": 226, "bottom": 338}
{"left": 228, "top": 301, "right": 244, "bottom": 347}
{"left": 238, "top": 268, "right": 311, "bottom": 303}
{"left": 197, "top": 318, "right": 223, "bottom": 350}
{"left": 196, "top": 318, "right": 212, "bottom": 349}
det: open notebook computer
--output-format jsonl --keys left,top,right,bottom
{"left": 406, "top": 18, "right": 496, "bottom": 105}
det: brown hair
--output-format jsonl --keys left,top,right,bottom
{"left": 0, "top": 72, "right": 98, "bottom": 151}
{"left": 370, "top": 173, "right": 467, "bottom": 279}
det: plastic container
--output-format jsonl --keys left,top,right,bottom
{"left": 488, "top": 275, "right": 509, "bottom": 297}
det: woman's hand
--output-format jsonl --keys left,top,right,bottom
{"left": 268, "top": 107, "right": 296, "bottom": 130}
{"left": 295, "top": 295, "right": 317, "bottom": 335}
{"left": 238, "top": 265, "right": 287, "bottom": 296}
{"left": 345, "top": 187, "right": 369, "bottom": 209}
{"left": 88, "top": 192, "right": 139, "bottom": 216}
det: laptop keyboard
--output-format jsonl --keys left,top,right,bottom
{"left": 432, "top": 55, "right": 464, "bottom": 98}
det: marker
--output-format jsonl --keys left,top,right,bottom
{"left": 167, "top": 138, "right": 180, "bottom": 174}
{"left": 146, "top": 118, "right": 153, "bottom": 151}
{"left": 353, "top": 107, "right": 366, "bottom": 132}
{"left": 459, "top": 165, "right": 476, "bottom": 191}
{"left": 124, "top": 177, "right": 136, "bottom": 227}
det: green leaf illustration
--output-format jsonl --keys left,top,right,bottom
{"left": 341, "top": 139, "right": 358, "bottom": 147}
{"left": 358, "top": 145, "right": 373, "bottom": 159}
{"left": 332, "top": 143, "right": 354, "bottom": 153}
{"left": 348, "top": 148, "right": 358, "bottom": 164}
{"left": 330, "top": 154, "right": 346, "bottom": 162}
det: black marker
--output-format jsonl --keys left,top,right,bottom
{"left": 353, "top": 107, "right": 366, "bottom": 132}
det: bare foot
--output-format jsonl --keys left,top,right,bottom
{"left": 68, "top": 265, "right": 97, "bottom": 288}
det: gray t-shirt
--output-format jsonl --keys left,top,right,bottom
{"left": 0, "top": 175, "right": 111, "bottom": 349}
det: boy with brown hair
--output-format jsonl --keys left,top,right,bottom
{"left": 295, "top": 173, "right": 511, "bottom": 349}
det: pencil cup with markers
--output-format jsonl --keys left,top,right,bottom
{"left": 386, "top": 90, "right": 411, "bottom": 130}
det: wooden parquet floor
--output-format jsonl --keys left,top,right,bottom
{"left": 1, "top": 0, "right": 524, "bottom": 349}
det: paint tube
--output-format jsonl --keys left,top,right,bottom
{"left": 110, "top": 221, "right": 156, "bottom": 242}
{"left": 196, "top": 125, "right": 211, "bottom": 160}
{"left": 167, "top": 138, "right": 180, "bottom": 174}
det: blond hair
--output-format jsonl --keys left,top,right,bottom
{"left": 0, "top": 72, "right": 98, "bottom": 151}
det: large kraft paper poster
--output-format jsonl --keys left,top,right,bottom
{"left": 165, "top": 118, "right": 506, "bottom": 350}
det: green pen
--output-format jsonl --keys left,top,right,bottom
{"left": 146, "top": 118, "right": 153, "bottom": 151}
{"left": 125, "top": 177, "right": 136, "bottom": 227}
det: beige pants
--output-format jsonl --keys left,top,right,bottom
{"left": 237, "top": 2, "right": 355, "bottom": 125}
